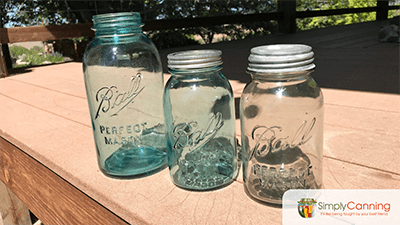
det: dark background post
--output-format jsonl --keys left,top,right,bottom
{"left": 1, "top": 45, "right": 12, "bottom": 71}
{"left": 0, "top": 3, "right": 11, "bottom": 77}
{"left": 0, "top": 47, "right": 8, "bottom": 78}
{"left": 376, "top": 0, "right": 389, "bottom": 20}
{"left": 277, "top": 0, "right": 297, "bottom": 34}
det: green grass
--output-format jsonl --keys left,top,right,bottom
{"left": 10, "top": 45, "right": 65, "bottom": 68}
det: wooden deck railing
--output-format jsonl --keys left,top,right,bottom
{"left": 1, "top": 0, "right": 399, "bottom": 77}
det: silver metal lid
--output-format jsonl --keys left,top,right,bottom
{"left": 167, "top": 50, "right": 222, "bottom": 70}
{"left": 248, "top": 44, "right": 315, "bottom": 73}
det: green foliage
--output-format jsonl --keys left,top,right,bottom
{"left": 3, "top": 0, "right": 277, "bottom": 44}
{"left": 9, "top": 45, "right": 31, "bottom": 57}
{"left": 9, "top": 45, "right": 64, "bottom": 68}
{"left": 152, "top": 0, "right": 277, "bottom": 44}
{"left": 2, "top": 0, "right": 147, "bottom": 26}
{"left": 149, "top": 30, "right": 200, "bottom": 50}
{"left": 3, "top": 0, "right": 399, "bottom": 46}
{"left": 296, "top": 0, "right": 399, "bottom": 31}
{"left": 3, "top": 0, "right": 71, "bottom": 26}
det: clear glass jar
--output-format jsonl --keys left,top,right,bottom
{"left": 240, "top": 44, "right": 324, "bottom": 204}
{"left": 164, "top": 50, "right": 239, "bottom": 190}
{"left": 83, "top": 12, "right": 167, "bottom": 178}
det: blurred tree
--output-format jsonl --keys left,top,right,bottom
{"left": 1, "top": 0, "right": 152, "bottom": 26}
{"left": 2, "top": 0, "right": 277, "bottom": 45}
{"left": 2, "top": 0, "right": 67, "bottom": 26}
{"left": 3, "top": 0, "right": 396, "bottom": 45}
{"left": 153, "top": 0, "right": 277, "bottom": 44}
{"left": 297, "top": 0, "right": 400, "bottom": 31}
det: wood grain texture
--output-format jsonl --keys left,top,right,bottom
{"left": 323, "top": 157, "right": 400, "bottom": 189}
{"left": 0, "top": 137, "right": 130, "bottom": 225}
{"left": 0, "top": 24, "right": 94, "bottom": 44}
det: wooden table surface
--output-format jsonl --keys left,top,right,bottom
{"left": 0, "top": 61, "right": 398, "bottom": 224}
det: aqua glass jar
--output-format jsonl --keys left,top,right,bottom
{"left": 240, "top": 44, "right": 324, "bottom": 204}
{"left": 164, "top": 50, "right": 239, "bottom": 190}
{"left": 83, "top": 12, "right": 167, "bottom": 178}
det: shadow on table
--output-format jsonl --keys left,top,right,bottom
{"left": 161, "top": 46, "right": 399, "bottom": 94}
{"left": 7, "top": 61, "right": 77, "bottom": 77}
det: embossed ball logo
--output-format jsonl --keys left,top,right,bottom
{"left": 298, "top": 198, "right": 317, "bottom": 218}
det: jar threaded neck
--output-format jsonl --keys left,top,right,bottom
{"left": 92, "top": 12, "right": 143, "bottom": 36}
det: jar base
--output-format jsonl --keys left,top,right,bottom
{"left": 101, "top": 145, "right": 167, "bottom": 178}
{"left": 244, "top": 179, "right": 322, "bottom": 205}
{"left": 244, "top": 146, "right": 321, "bottom": 204}
{"left": 172, "top": 177, "right": 236, "bottom": 191}
{"left": 170, "top": 137, "right": 238, "bottom": 190}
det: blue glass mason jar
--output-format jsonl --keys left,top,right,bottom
{"left": 164, "top": 50, "right": 239, "bottom": 190}
{"left": 83, "top": 12, "right": 167, "bottom": 178}
{"left": 240, "top": 44, "right": 324, "bottom": 204}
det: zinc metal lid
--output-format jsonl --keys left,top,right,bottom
{"left": 248, "top": 44, "right": 315, "bottom": 73}
{"left": 167, "top": 50, "right": 222, "bottom": 70}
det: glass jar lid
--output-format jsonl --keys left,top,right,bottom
{"left": 248, "top": 44, "right": 315, "bottom": 73}
{"left": 167, "top": 50, "right": 222, "bottom": 70}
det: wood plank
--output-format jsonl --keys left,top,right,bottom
{"left": 324, "top": 104, "right": 399, "bottom": 136}
{"left": 324, "top": 124, "right": 399, "bottom": 174}
{"left": 1, "top": 74, "right": 399, "bottom": 225}
{"left": 0, "top": 181, "right": 32, "bottom": 225}
{"left": 0, "top": 78, "right": 91, "bottom": 127}
{"left": 311, "top": 48, "right": 399, "bottom": 94}
{"left": 5, "top": 63, "right": 87, "bottom": 98}
{"left": 0, "top": 137, "right": 130, "bottom": 225}
{"left": 0, "top": 24, "right": 94, "bottom": 44}
{"left": 304, "top": 24, "right": 383, "bottom": 48}
{"left": 231, "top": 85, "right": 399, "bottom": 114}
{"left": 323, "top": 157, "right": 400, "bottom": 189}
{"left": 321, "top": 32, "right": 377, "bottom": 48}
{"left": 322, "top": 88, "right": 399, "bottom": 112}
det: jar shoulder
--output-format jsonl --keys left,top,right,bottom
{"left": 86, "top": 33, "right": 154, "bottom": 54}
{"left": 87, "top": 38, "right": 157, "bottom": 55}
{"left": 83, "top": 36, "right": 161, "bottom": 70}
{"left": 166, "top": 72, "right": 233, "bottom": 94}
{"left": 242, "top": 77, "right": 323, "bottom": 100}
